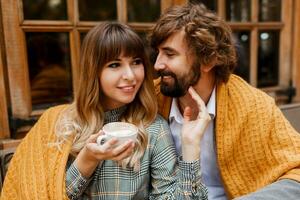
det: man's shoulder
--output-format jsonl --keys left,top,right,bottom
{"left": 227, "top": 75, "right": 274, "bottom": 102}
{"left": 219, "top": 75, "right": 275, "bottom": 113}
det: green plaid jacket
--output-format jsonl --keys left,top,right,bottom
{"left": 66, "top": 115, "right": 208, "bottom": 200}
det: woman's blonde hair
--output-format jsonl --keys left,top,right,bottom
{"left": 55, "top": 22, "right": 157, "bottom": 170}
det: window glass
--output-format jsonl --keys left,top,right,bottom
{"left": 189, "top": 0, "right": 217, "bottom": 12}
{"left": 257, "top": 31, "right": 279, "bottom": 87}
{"left": 127, "top": 0, "right": 160, "bottom": 22}
{"left": 233, "top": 31, "right": 250, "bottom": 82}
{"left": 226, "top": 0, "right": 250, "bottom": 22}
{"left": 23, "top": 0, "right": 67, "bottom": 20}
{"left": 78, "top": 0, "right": 117, "bottom": 21}
{"left": 26, "top": 32, "right": 73, "bottom": 109}
{"left": 259, "top": 0, "right": 281, "bottom": 22}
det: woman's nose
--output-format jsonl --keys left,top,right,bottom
{"left": 122, "top": 65, "right": 135, "bottom": 80}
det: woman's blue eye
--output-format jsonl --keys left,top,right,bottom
{"left": 108, "top": 63, "right": 120, "bottom": 68}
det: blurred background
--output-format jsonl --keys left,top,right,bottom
{"left": 0, "top": 0, "right": 300, "bottom": 178}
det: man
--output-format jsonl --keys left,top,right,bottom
{"left": 150, "top": 3, "right": 300, "bottom": 200}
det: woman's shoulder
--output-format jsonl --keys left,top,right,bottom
{"left": 146, "top": 114, "right": 170, "bottom": 137}
{"left": 34, "top": 104, "right": 70, "bottom": 129}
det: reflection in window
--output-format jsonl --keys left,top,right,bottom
{"left": 189, "top": 0, "right": 217, "bottom": 12}
{"left": 23, "top": 0, "right": 67, "bottom": 20}
{"left": 258, "top": 31, "right": 279, "bottom": 87}
{"left": 233, "top": 31, "right": 250, "bottom": 82}
{"left": 80, "top": 32, "right": 88, "bottom": 44}
{"left": 26, "top": 33, "right": 73, "bottom": 109}
{"left": 127, "top": 0, "right": 160, "bottom": 22}
{"left": 226, "top": 0, "right": 250, "bottom": 22}
{"left": 259, "top": 0, "right": 281, "bottom": 22}
{"left": 78, "top": 0, "right": 117, "bottom": 21}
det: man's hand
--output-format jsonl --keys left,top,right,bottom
{"left": 181, "top": 87, "right": 211, "bottom": 161}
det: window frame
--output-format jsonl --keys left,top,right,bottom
{"left": 0, "top": 0, "right": 298, "bottom": 139}
{"left": 0, "top": 0, "right": 184, "bottom": 138}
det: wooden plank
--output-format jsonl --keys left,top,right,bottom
{"left": 252, "top": 0, "right": 258, "bottom": 22}
{"left": 127, "top": 22, "right": 155, "bottom": 30}
{"left": 279, "top": 0, "right": 293, "bottom": 87}
{"left": 21, "top": 26, "right": 74, "bottom": 32}
{"left": 161, "top": 0, "right": 173, "bottom": 12}
{"left": 117, "top": 0, "right": 127, "bottom": 23}
{"left": 0, "top": 139, "right": 21, "bottom": 150}
{"left": 229, "top": 22, "right": 284, "bottom": 30}
{"left": 67, "top": 0, "right": 75, "bottom": 24}
{"left": 173, "top": 0, "right": 187, "bottom": 5}
{"left": 0, "top": 3, "right": 10, "bottom": 138}
{"left": 248, "top": 0, "right": 258, "bottom": 87}
{"left": 22, "top": 20, "right": 72, "bottom": 26}
{"left": 1, "top": 0, "right": 31, "bottom": 118}
{"left": 218, "top": 0, "right": 225, "bottom": 19}
{"left": 70, "top": 30, "right": 80, "bottom": 94}
{"left": 292, "top": 0, "right": 300, "bottom": 102}
{"left": 250, "top": 29, "right": 258, "bottom": 87}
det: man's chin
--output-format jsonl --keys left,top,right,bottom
{"left": 160, "top": 84, "right": 187, "bottom": 97}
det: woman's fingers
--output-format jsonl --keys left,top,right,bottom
{"left": 188, "top": 87, "right": 206, "bottom": 110}
{"left": 188, "top": 87, "right": 211, "bottom": 120}
{"left": 113, "top": 141, "right": 135, "bottom": 161}
{"left": 87, "top": 130, "right": 104, "bottom": 143}
{"left": 183, "top": 106, "right": 192, "bottom": 122}
{"left": 87, "top": 138, "right": 135, "bottom": 161}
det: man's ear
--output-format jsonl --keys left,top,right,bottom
{"left": 201, "top": 58, "right": 217, "bottom": 73}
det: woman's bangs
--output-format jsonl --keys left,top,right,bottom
{"left": 99, "top": 24, "right": 145, "bottom": 64}
{"left": 120, "top": 34, "right": 145, "bottom": 59}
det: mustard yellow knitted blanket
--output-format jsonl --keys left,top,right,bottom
{"left": 156, "top": 75, "right": 300, "bottom": 198}
{"left": 1, "top": 105, "right": 70, "bottom": 200}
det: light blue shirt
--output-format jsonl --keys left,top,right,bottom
{"left": 169, "top": 88, "right": 227, "bottom": 200}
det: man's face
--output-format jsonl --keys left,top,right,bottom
{"left": 154, "top": 30, "right": 200, "bottom": 97}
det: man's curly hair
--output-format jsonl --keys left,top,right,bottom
{"left": 150, "top": 3, "right": 237, "bottom": 83}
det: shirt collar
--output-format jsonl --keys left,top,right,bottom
{"left": 169, "top": 87, "right": 216, "bottom": 124}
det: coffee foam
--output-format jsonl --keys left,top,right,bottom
{"left": 109, "top": 130, "right": 135, "bottom": 137}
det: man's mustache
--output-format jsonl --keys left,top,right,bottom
{"left": 157, "top": 70, "right": 177, "bottom": 78}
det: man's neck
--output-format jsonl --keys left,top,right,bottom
{"left": 177, "top": 72, "right": 215, "bottom": 119}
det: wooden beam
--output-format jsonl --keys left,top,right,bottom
{"left": 117, "top": 0, "right": 127, "bottom": 23}
{"left": 0, "top": 2, "right": 10, "bottom": 138}
{"left": 279, "top": 0, "right": 293, "bottom": 87}
{"left": 1, "top": 0, "right": 32, "bottom": 118}
{"left": 248, "top": 0, "right": 258, "bottom": 87}
{"left": 292, "top": 0, "right": 300, "bottom": 102}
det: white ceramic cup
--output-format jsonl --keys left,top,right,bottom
{"left": 97, "top": 122, "right": 138, "bottom": 147}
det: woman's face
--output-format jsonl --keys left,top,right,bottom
{"left": 100, "top": 54, "right": 145, "bottom": 110}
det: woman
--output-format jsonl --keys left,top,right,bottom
{"left": 1, "top": 22, "right": 210, "bottom": 200}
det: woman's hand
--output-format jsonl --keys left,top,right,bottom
{"left": 74, "top": 131, "right": 135, "bottom": 178}
{"left": 181, "top": 87, "right": 211, "bottom": 161}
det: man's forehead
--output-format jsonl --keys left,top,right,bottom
{"left": 158, "top": 30, "right": 187, "bottom": 50}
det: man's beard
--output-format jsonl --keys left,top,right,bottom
{"left": 158, "top": 63, "right": 200, "bottom": 97}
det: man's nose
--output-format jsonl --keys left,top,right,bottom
{"left": 154, "top": 54, "right": 165, "bottom": 71}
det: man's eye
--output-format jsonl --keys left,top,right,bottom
{"left": 132, "top": 58, "right": 143, "bottom": 65}
{"left": 166, "top": 53, "right": 175, "bottom": 57}
{"left": 108, "top": 63, "right": 120, "bottom": 68}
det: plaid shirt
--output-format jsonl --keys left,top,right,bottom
{"left": 66, "top": 115, "right": 208, "bottom": 199}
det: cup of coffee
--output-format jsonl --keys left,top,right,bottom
{"left": 97, "top": 122, "right": 138, "bottom": 147}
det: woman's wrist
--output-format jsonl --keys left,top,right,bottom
{"left": 74, "top": 146, "right": 101, "bottom": 178}
{"left": 182, "top": 144, "right": 201, "bottom": 161}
